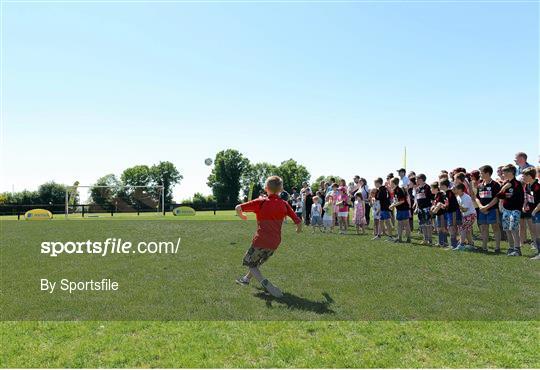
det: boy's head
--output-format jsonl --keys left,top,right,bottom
{"left": 265, "top": 176, "right": 284, "bottom": 195}
{"left": 397, "top": 168, "right": 406, "bottom": 177}
{"left": 440, "top": 179, "right": 450, "bottom": 190}
{"left": 374, "top": 178, "right": 383, "bottom": 187}
{"left": 390, "top": 177, "right": 400, "bottom": 189}
{"left": 430, "top": 181, "right": 439, "bottom": 192}
{"left": 417, "top": 174, "right": 426, "bottom": 185}
{"left": 479, "top": 165, "right": 493, "bottom": 180}
{"left": 454, "top": 172, "right": 466, "bottom": 184}
{"left": 454, "top": 183, "right": 466, "bottom": 195}
{"left": 312, "top": 195, "right": 320, "bottom": 203}
{"left": 522, "top": 167, "right": 537, "bottom": 184}
{"left": 332, "top": 183, "right": 339, "bottom": 190}
{"left": 515, "top": 152, "right": 528, "bottom": 167}
{"left": 502, "top": 164, "right": 516, "bottom": 179}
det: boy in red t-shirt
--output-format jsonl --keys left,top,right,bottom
{"left": 235, "top": 176, "right": 302, "bottom": 297}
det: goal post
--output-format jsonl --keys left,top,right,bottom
{"left": 65, "top": 185, "right": 166, "bottom": 218}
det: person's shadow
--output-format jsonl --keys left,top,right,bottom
{"left": 253, "top": 289, "right": 335, "bottom": 315}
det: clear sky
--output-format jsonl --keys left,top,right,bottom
{"left": 2, "top": 1, "right": 538, "bottom": 201}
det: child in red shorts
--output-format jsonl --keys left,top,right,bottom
{"left": 235, "top": 176, "right": 302, "bottom": 297}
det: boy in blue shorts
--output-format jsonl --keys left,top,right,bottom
{"left": 414, "top": 174, "right": 433, "bottom": 245}
{"left": 523, "top": 167, "right": 540, "bottom": 259}
{"left": 480, "top": 164, "right": 524, "bottom": 256}
{"left": 440, "top": 179, "right": 461, "bottom": 248}
{"left": 431, "top": 182, "right": 448, "bottom": 247}
{"left": 389, "top": 177, "right": 411, "bottom": 243}
{"left": 375, "top": 177, "right": 394, "bottom": 240}
{"left": 474, "top": 165, "right": 502, "bottom": 253}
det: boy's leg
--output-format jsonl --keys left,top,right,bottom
{"left": 480, "top": 224, "right": 488, "bottom": 249}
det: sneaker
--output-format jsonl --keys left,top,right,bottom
{"left": 452, "top": 244, "right": 466, "bottom": 251}
{"left": 405, "top": 238, "right": 411, "bottom": 244}
{"left": 494, "top": 248, "right": 501, "bottom": 254}
{"left": 393, "top": 239, "right": 402, "bottom": 244}
{"left": 531, "top": 242, "right": 537, "bottom": 250}
{"left": 235, "top": 277, "right": 250, "bottom": 286}
{"left": 261, "top": 279, "right": 283, "bottom": 298}
{"left": 508, "top": 250, "right": 522, "bottom": 257}
{"left": 530, "top": 254, "right": 540, "bottom": 260}
{"left": 372, "top": 235, "right": 381, "bottom": 240}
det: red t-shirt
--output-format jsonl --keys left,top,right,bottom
{"left": 241, "top": 194, "right": 301, "bottom": 250}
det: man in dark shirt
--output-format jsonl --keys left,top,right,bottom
{"left": 474, "top": 165, "right": 502, "bottom": 253}
{"left": 480, "top": 164, "right": 524, "bottom": 256}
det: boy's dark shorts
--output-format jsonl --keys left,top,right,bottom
{"left": 242, "top": 246, "right": 274, "bottom": 268}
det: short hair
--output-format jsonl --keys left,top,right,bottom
{"left": 516, "top": 152, "right": 528, "bottom": 160}
{"left": 312, "top": 195, "right": 320, "bottom": 202}
{"left": 502, "top": 164, "right": 517, "bottom": 175}
{"left": 455, "top": 172, "right": 466, "bottom": 181}
{"left": 430, "top": 181, "right": 439, "bottom": 189}
{"left": 455, "top": 183, "right": 466, "bottom": 192}
{"left": 265, "top": 176, "right": 283, "bottom": 193}
{"left": 417, "top": 174, "right": 426, "bottom": 182}
{"left": 479, "top": 165, "right": 493, "bottom": 175}
{"left": 523, "top": 167, "right": 537, "bottom": 178}
{"left": 440, "top": 179, "right": 450, "bottom": 188}
{"left": 375, "top": 177, "right": 383, "bottom": 185}
{"left": 391, "top": 178, "right": 400, "bottom": 186}
{"left": 331, "top": 183, "right": 338, "bottom": 188}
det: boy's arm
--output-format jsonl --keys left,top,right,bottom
{"left": 235, "top": 204, "right": 248, "bottom": 220}
{"left": 235, "top": 199, "right": 262, "bottom": 220}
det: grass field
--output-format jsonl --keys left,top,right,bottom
{"left": 1, "top": 211, "right": 539, "bottom": 367}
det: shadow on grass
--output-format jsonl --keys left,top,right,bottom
{"left": 253, "top": 288, "right": 335, "bottom": 315}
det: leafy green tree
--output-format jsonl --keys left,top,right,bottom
{"left": 150, "top": 161, "right": 182, "bottom": 204}
{"left": 242, "top": 162, "right": 278, "bottom": 199}
{"left": 207, "top": 149, "right": 250, "bottom": 207}
{"left": 275, "top": 159, "right": 310, "bottom": 192}
{"left": 120, "top": 165, "right": 152, "bottom": 209}
{"left": 311, "top": 175, "right": 341, "bottom": 192}
{"left": 90, "top": 174, "right": 121, "bottom": 208}
{"left": 0, "top": 190, "right": 40, "bottom": 204}
{"left": 38, "top": 182, "right": 67, "bottom": 204}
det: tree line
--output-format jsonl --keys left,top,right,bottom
{"left": 1, "top": 152, "right": 312, "bottom": 209}
{"left": 206, "top": 149, "right": 311, "bottom": 207}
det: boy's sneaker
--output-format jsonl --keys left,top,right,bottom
{"left": 530, "top": 254, "right": 540, "bottom": 260}
{"left": 261, "top": 279, "right": 283, "bottom": 298}
{"left": 452, "top": 244, "right": 466, "bottom": 251}
{"left": 508, "top": 249, "right": 522, "bottom": 257}
{"left": 372, "top": 235, "right": 381, "bottom": 240}
{"left": 235, "top": 277, "right": 250, "bottom": 286}
{"left": 393, "top": 239, "right": 402, "bottom": 244}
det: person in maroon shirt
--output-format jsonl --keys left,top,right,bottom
{"left": 480, "top": 164, "right": 524, "bottom": 256}
{"left": 235, "top": 176, "right": 302, "bottom": 297}
{"left": 523, "top": 167, "right": 540, "bottom": 259}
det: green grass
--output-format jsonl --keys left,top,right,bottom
{"left": 1, "top": 212, "right": 539, "bottom": 367}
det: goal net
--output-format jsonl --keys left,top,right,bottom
{"left": 65, "top": 185, "right": 165, "bottom": 218}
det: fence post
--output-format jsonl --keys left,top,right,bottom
{"left": 82, "top": 205, "right": 85, "bottom": 218}
{"left": 17, "top": 206, "right": 20, "bottom": 220}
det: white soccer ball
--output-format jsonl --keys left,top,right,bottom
{"left": 204, "top": 158, "right": 213, "bottom": 166}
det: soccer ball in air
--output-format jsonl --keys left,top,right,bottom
{"left": 204, "top": 158, "right": 213, "bottom": 166}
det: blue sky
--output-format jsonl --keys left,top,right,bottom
{"left": 2, "top": 1, "right": 538, "bottom": 201}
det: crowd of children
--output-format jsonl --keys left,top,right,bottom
{"left": 287, "top": 152, "right": 540, "bottom": 260}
